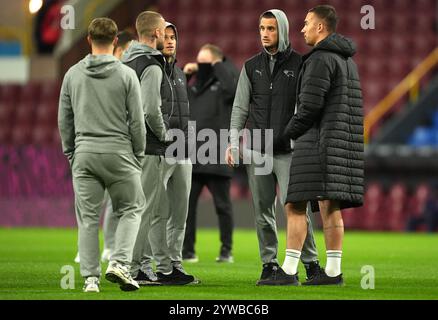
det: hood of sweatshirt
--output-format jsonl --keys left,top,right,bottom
{"left": 309, "top": 33, "right": 357, "bottom": 59}
{"left": 78, "top": 54, "right": 121, "bottom": 79}
{"left": 260, "top": 9, "right": 291, "bottom": 55}
{"left": 121, "top": 41, "right": 163, "bottom": 63}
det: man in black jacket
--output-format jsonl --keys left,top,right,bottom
{"left": 182, "top": 44, "right": 239, "bottom": 263}
{"left": 226, "top": 9, "right": 321, "bottom": 286}
{"left": 282, "top": 5, "right": 364, "bottom": 286}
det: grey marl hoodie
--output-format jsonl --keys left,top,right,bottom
{"left": 58, "top": 54, "right": 146, "bottom": 164}
{"left": 121, "top": 42, "right": 168, "bottom": 142}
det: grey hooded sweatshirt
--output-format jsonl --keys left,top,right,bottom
{"left": 58, "top": 54, "right": 146, "bottom": 163}
{"left": 121, "top": 42, "right": 167, "bottom": 143}
{"left": 230, "top": 9, "right": 292, "bottom": 150}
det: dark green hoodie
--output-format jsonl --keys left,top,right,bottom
{"left": 58, "top": 54, "right": 146, "bottom": 163}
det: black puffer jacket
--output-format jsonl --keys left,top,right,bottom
{"left": 284, "top": 33, "right": 364, "bottom": 210}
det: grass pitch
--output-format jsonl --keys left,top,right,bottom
{"left": 0, "top": 228, "right": 437, "bottom": 300}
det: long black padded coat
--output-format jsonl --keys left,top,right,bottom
{"left": 283, "top": 33, "right": 364, "bottom": 211}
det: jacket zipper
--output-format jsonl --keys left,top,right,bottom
{"left": 173, "top": 77, "right": 183, "bottom": 130}
{"left": 267, "top": 55, "right": 274, "bottom": 132}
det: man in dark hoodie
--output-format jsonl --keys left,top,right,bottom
{"left": 183, "top": 44, "right": 239, "bottom": 263}
{"left": 122, "top": 12, "right": 195, "bottom": 286}
{"left": 58, "top": 18, "right": 146, "bottom": 292}
{"left": 226, "top": 9, "right": 321, "bottom": 286}
{"left": 281, "top": 5, "right": 364, "bottom": 286}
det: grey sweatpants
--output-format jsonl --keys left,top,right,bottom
{"left": 244, "top": 149, "right": 318, "bottom": 265}
{"left": 72, "top": 152, "right": 145, "bottom": 278}
{"left": 132, "top": 156, "right": 192, "bottom": 275}
{"left": 102, "top": 191, "right": 118, "bottom": 252}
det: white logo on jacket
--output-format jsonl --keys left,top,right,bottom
{"left": 283, "top": 70, "right": 295, "bottom": 78}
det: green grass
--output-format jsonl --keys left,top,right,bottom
{"left": 0, "top": 228, "right": 437, "bottom": 300}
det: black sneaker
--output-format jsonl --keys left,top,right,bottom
{"left": 134, "top": 270, "right": 161, "bottom": 286}
{"left": 156, "top": 268, "right": 195, "bottom": 285}
{"left": 172, "top": 262, "right": 201, "bottom": 284}
{"left": 256, "top": 263, "right": 300, "bottom": 286}
{"left": 302, "top": 270, "right": 344, "bottom": 286}
{"left": 304, "top": 260, "right": 324, "bottom": 281}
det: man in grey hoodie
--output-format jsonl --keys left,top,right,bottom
{"left": 225, "top": 9, "right": 321, "bottom": 285}
{"left": 58, "top": 18, "right": 146, "bottom": 292}
{"left": 122, "top": 12, "right": 195, "bottom": 286}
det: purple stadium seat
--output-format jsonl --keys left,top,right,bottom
{"left": 52, "top": 127, "right": 62, "bottom": 146}
{"left": 14, "top": 104, "right": 35, "bottom": 126}
{"left": 40, "top": 81, "right": 60, "bottom": 102}
{"left": 361, "top": 183, "right": 384, "bottom": 230}
{"left": 0, "top": 85, "right": 20, "bottom": 104}
{"left": 11, "top": 125, "right": 32, "bottom": 145}
{"left": 199, "top": 0, "right": 218, "bottom": 11}
{"left": 385, "top": 183, "right": 408, "bottom": 231}
{"left": 0, "top": 102, "right": 14, "bottom": 124}
{"left": 407, "top": 184, "right": 431, "bottom": 218}
{"left": 32, "top": 125, "right": 52, "bottom": 145}
{"left": 35, "top": 102, "right": 57, "bottom": 125}
{"left": 342, "top": 207, "right": 362, "bottom": 230}
{"left": 19, "top": 83, "right": 41, "bottom": 105}
{"left": 197, "top": 12, "right": 216, "bottom": 34}
{"left": 0, "top": 124, "right": 10, "bottom": 144}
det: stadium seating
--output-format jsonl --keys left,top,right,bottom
{"left": 407, "top": 109, "right": 438, "bottom": 147}
{"left": 342, "top": 182, "right": 435, "bottom": 232}
{"left": 1, "top": 0, "right": 437, "bottom": 228}
{"left": 0, "top": 81, "right": 60, "bottom": 146}
{"left": 157, "top": 0, "right": 438, "bottom": 117}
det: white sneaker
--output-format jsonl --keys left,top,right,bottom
{"left": 74, "top": 252, "right": 80, "bottom": 264}
{"left": 101, "top": 248, "right": 112, "bottom": 263}
{"left": 105, "top": 261, "right": 140, "bottom": 291}
{"left": 182, "top": 254, "right": 199, "bottom": 263}
{"left": 83, "top": 277, "right": 100, "bottom": 293}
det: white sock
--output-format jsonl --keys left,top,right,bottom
{"left": 282, "top": 249, "right": 301, "bottom": 275}
{"left": 325, "top": 250, "right": 342, "bottom": 277}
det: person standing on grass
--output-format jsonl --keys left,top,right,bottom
{"left": 281, "top": 5, "right": 364, "bottom": 285}
{"left": 225, "top": 9, "right": 321, "bottom": 286}
{"left": 182, "top": 44, "right": 239, "bottom": 264}
{"left": 73, "top": 29, "right": 137, "bottom": 266}
{"left": 59, "top": 18, "right": 146, "bottom": 292}
{"left": 123, "top": 12, "right": 196, "bottom": 286}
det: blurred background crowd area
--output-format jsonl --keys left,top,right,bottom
{"left": 1, "top": 0, "right": 438, "bottom": 232}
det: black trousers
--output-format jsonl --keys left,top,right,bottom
{"left": 183, "top": 173, "right": 234, "bottom": 256}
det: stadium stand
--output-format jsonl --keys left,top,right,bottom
{"left": 1, "top": 0, "right": 438, "bottom": 230}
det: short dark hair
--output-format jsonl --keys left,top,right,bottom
{"left": 88, "top": 18, "right": 118, "bottom": 46}
{"left": 309, "top": 5, "right": 338, "bottom": 33}
{"left": 201, "top": 44, "right": 224, "bottom": 61}
{"left": 116, "top": 30, "right": 135, "bottom": 49}
{"left": 136, "top": 11, "right": 163, "bottom": 38}
{"left": 260, "top": 11, "right": 276, "bottom": 21}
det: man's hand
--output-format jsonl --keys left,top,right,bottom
{"left": 225, "top": 145, "right": 238, "bottom": 168}
{"left": 183, "top": 62, "right": 198, "bottom": 75}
